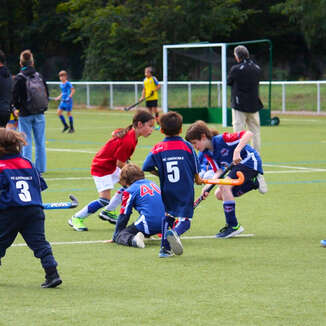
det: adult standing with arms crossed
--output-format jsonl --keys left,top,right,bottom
{"left": 228, "top": 45, "right": 267, "bottom": 193}
{"left": 12, "top": 50, "right": 49, "bottom": 174}
{"left": 0, "top": 50, "right": 12, "bottom": 127}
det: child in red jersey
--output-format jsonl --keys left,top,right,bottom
{"left": 69, "top": 110, "right": 155, "bottom": 231}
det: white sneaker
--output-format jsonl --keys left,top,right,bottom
{"left": 257, "top": 174, "right": 268, "bottom": 194}
{"left": 167, "top": 230, "right": 183, "bottom": 255}
{"left": 132, "top": 232, "right": 145, "bottom": 248}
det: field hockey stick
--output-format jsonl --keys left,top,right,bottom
{"left": 202, "top": 171, "right": 244, "bottom": 186}
{"left": 124, "top": 91, "right": 154, "bottom": 111}
{"left": 43, "top": 194, "right": 79, "bottom": 210}
{"left": 194, "top": 163, "right": 235, "bottom": 209}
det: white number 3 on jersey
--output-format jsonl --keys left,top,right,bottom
{"left": 166, "top": 161, "right": 180, "bottom": 183}
{"left": 16, "top": 181, "right": 32, "bottom": 202}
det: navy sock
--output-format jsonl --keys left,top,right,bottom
{"left": 59, "top": 115, "right": 67, "bottom": 126}
{"left": 174, "top": 218, "right": 191, "bottom": 236}
{"left": 223, "top": 201, "right": 238, "bottom": 227}
{"left": 69, "top": 116, "right": 74, "bottom": 128}
{"left": 161, "top": 215, "right": 175, "bottom": 251}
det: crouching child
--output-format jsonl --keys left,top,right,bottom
{"left": 111, "top": 163, "right": 164, "bottom": 248}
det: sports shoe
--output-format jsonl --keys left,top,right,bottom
{"left": 62, "top": 125, "right": 69, "bottom": 133}
{"left": 166, "top": 229, "right": 183, "bottom": 255}
{"left": 68, "top": 216, "right": 88, "bottom": 231}
{"left": 41, "top": 272, "right": 62, "bottom": 288}
{"left": 159, "top": 247, "right": 174, "bottom": 258}
{"left": 132, "top": 232, "right": 145, "bottom": 248}
{"left": 257, "top": 174, "right": 268, "bottom": 194}
{"left": 216, "top": 224, "right": 244, "bottom": 238}
{"left": 68, "top": 127, "right": 75, "bottom": 133}
{"left": 99, "top": 210, "right": 118, "bottom": 225}
{"left": 320, "top": 240, "right": 326, "bottom": 247}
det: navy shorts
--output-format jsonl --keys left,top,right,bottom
{"left": 146, "top": 100, "right": 158, "bottom": 108}
{"left": 59, "top": 99, "right": 73, "bottom": 112}
{"left": 227, "top": 164, "right": 259, "bottom": 197}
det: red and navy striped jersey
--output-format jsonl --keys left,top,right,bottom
{"left": 0, "top": 154, "right": 47, "bottom": 209}
{"left": 142, "top": 136, "right": 199, "bottom": 218}
{"left": 203, "top": 132, "right": 263, "bottom": 174}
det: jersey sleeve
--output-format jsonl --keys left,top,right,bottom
{"left": 119, "top": 190, "right": 135, "bottom": 217}
{"left": 153, "top": 76, "right": 159, "bottom": 86}
{"left": 222, "top": 131, "right": 246, "bottom": 144}
{"left": 142, "top": 152, "right": 156, "bottom": 172}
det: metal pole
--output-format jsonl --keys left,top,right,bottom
{"left": 163, "top": 46, "right": 168, "bottom": 113}
{"left": 317, "top": 82, "right": 320, "bottom": 114}
{"left": 135, "top": 83, "right": 138, "bottom": 105}
{"left": 86, "top": 84, "right": 90, "bottom": 108}
{"left": 282, "top": 83, "right": 286, "bottom": 113}
{"left": 217, "top": 83, "right": 221, "bottom": 107}
{"left": 188, "top": 83, "right": 192, "bottom": 108}
{"left": 110, "top": 84, "right": 113, "bottom": 109}
{"left": 221, "top": 44, "right": 227, "bottom": 127}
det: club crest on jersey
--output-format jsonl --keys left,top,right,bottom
{"left": 220, "top": 148, "right": 229, "bottom": 157}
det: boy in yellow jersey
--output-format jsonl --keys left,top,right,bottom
{"left": 140, "top": 66, "right": 161, "bottom": 129}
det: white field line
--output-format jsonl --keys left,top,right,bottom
{"left": 263, "top": 163, "right": 319, "bottom": 170}
{"left": 12, "top": 234, "right": 254, "bottom": 247}
{"left": 46, "top": 148, "right": 96, "bottom": 154}
{"left": 45, "top": 177, "right": 92, "bottom": 181}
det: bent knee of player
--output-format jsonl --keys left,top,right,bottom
{"left": 215, "top": 188, "right": 223, "bottom": 200}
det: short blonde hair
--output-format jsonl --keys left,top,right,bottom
{"left": 120, "top": 164, "right": 145, "bottom": 186}
{"left": 0, "top": 128, "right": 27, "bottom": 156}
{"left": 20, "top": 49, "right": 34, "bottom": 67}
{"left": 58, "top": 70, "right": 67, "bottom": 77}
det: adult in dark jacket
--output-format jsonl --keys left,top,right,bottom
{"left": 13, "top": 49, "right": 48, "bottom": 173}
{"left": 0, "top": 50, "right": 12, "bottom": 127}
{"left": 227, "top": 45, "right": 263, "bottom": 152}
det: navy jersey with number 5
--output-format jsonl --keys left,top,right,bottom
{"left": 0, "top": 154, "right": 47, "bottom": 209}
{"left": 142, "top": 136, "right": 199, "bottom": 218}
{"left": 119, "top": 179, "right": 164, "bottom": 235}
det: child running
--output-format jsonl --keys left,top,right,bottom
{"left": 0, "top": 128, "right": 62, "bottom": 288}
{"left": 69, "top": 110, "right": 155, "bottom": 231}
{"left": 109, "top": 163, "right": 164, "bottom": 249}
{"left": 139, "top": 66, "right": 161, "bottom": 129}
{"left": 143, "top": 111, "right": 202, "bottom": 258}
{"left": 185, "top": 120, "right": 267, "bottom": 238}
{"left": 55, "top": 70, "right": 75, "bottom": 133}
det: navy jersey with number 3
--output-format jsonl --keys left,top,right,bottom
{"left": 143, "top": 136, "right": 199, "bottom": 218}
{"left": 0, "top": 154, "right": 47, "bottom": 210}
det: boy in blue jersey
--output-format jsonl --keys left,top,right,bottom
{"left": 55, "top": 70, "right": 75, "bottom": 133}
{"left": 108, "top": 164, "right": 164, "bottom": 248}
{"left": 143, "top": 111, "right": 203, "bottom": 258}
{"left": 186, "top": 120, "right": 267, "bottom": 238}
{"left": 0, "top": 128, "right": 62, "bottom": 288}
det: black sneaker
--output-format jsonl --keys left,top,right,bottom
{"left": 41, "top": 273, "right": 62, "bottom": 288}
{"left": 68, "top": 127, "right": 75, "bottom": 133}
{"left": 62, "top": 125, "right": 69, "bottom": 133}
{"left": 216, "top": 224, "right": 244, "bottom": 238}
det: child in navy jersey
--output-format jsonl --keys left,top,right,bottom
{"left": 0, "top": 128, "right": 61, "bottom": 288}
{"left": 143, "top": 111, "right": 202, "bottom": 258}
{"left": 186, "top": 120, "right": 267, "bottom": 239}
{"left": 110, "top": 164, "right": 164, "bottom": 248}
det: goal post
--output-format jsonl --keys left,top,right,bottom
{"left": 162, "top": 39, "right": 273, "bottom": 127}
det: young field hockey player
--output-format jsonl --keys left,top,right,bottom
{"left": 139, "top": 66, "right": 161, "bottom": 129}
{"left": 143, "top": 111, "right": 202, "bottom": 258}
{"left": 107, "top": 164, "right": 164, "bottom": 248}
{"left": 0, "top": 128, "right": 62, "bottom": 288}
{"left": 55, "top": 70, "right": 75, "bottom": 133}
{"left": 69, "top": 110, "right": 155, "bottom": 231}
{"left": 185, "top": 120, "right": 267, "bottom": 238}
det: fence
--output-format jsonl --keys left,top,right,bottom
{"left": 47, "top": 81, "right": 326, "bottom": 113}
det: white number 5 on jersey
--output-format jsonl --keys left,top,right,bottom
{"left": 166, "top": 161, "right": 180, "bottom": 183}
{"left": 16, "top": 181, "right": 32, "bottom": 202}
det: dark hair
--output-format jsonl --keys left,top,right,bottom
{"left": 120, "top": 163, "right": 145, "bottom": 186}
{"left": 159, "top": 111, "right": 182, "bottom": 136}
{"left": 0, "top": 128, "right": 27, "bottom": 156}
{"left": 0, "top": 50, "right": 6, "bottom": 64}
{"left": 185, "top": 120, "right": 218, "bottom": 142}
{"left": 113, "top": 110, "right": 154, "bottom": 138}
{"left": 20, "top": 49, "right": 34, "bottom": 67}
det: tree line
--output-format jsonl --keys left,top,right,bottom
{"left": 1, "top": 0, "right": 325, "bottom": 81}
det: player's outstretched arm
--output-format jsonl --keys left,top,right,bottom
{"left": 233, "top": 131, "right": 253, "bottom": 164}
